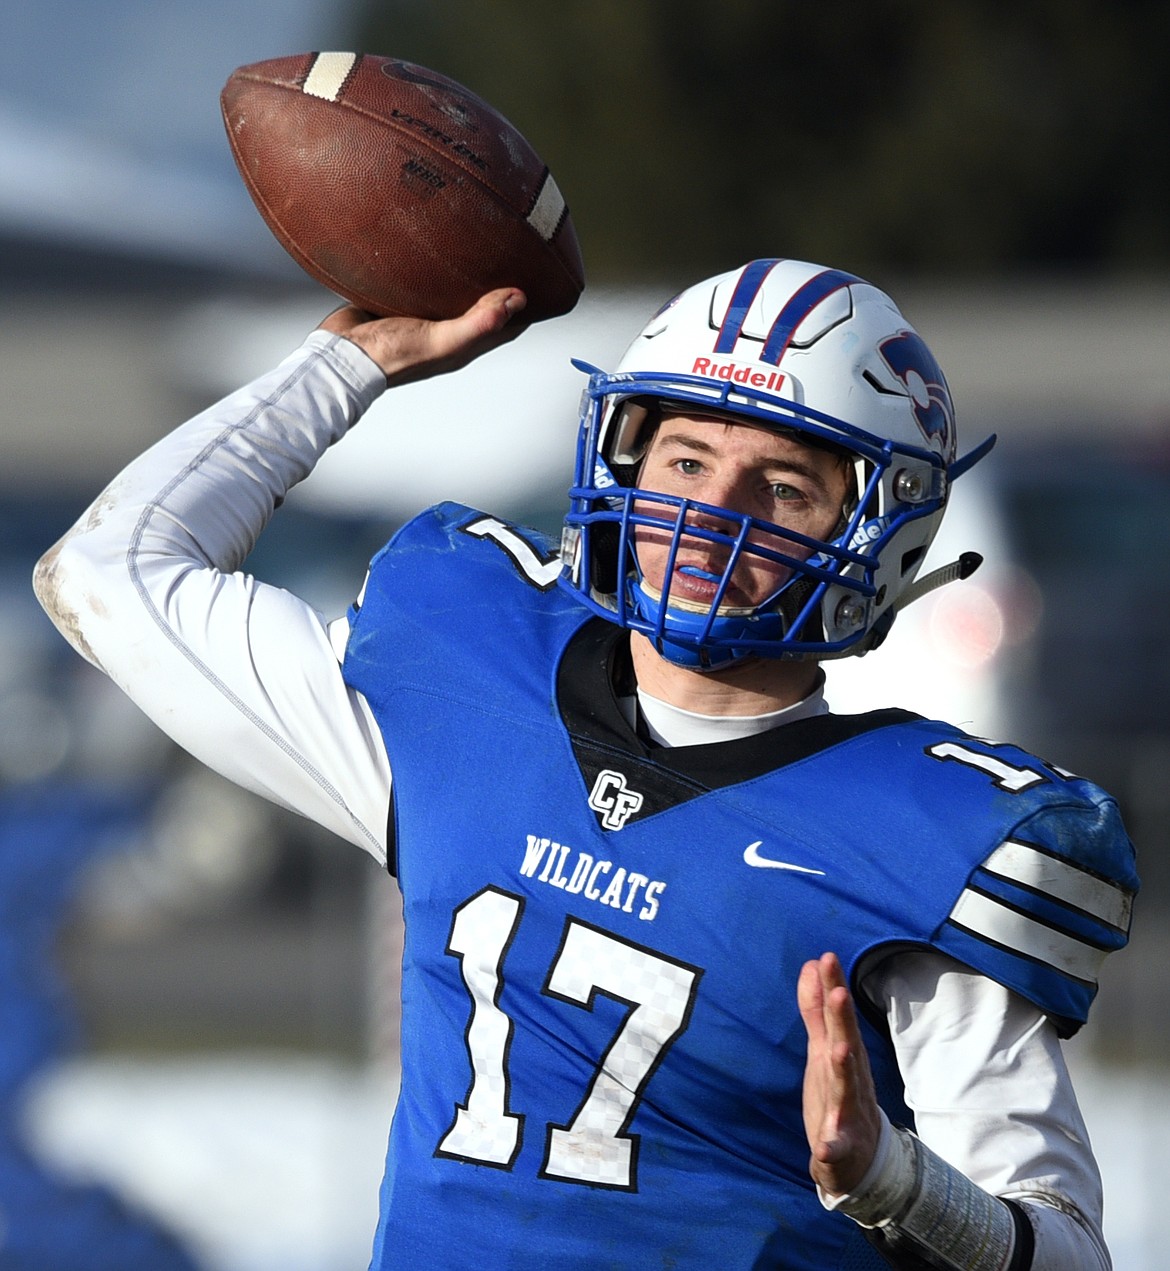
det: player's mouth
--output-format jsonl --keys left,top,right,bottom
{"left": 643, "top": 569, "right": 757, "bottom": 615}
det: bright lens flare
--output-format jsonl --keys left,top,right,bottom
{"left": 928, "top": 585, "right": 1005, "bottom": 668}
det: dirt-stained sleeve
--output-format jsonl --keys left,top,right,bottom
{"left": 34, "top": 331, "right": 394, "bottom": 864}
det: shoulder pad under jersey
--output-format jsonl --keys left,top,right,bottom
{"left": 924, "top": 736, "right": 1137, "bottom": 1035}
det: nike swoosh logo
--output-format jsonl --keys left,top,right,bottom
{"left": 743, "top": 841, "right": 825, "bottom": 875}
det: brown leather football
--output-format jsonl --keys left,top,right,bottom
{"left": 221, "top": 52, "right": 585, "bottom": 321}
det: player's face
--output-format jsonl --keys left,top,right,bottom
{"left": 632, "top": 413, "right": 852, "bottom": 611}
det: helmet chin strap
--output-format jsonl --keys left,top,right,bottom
{"left": 628, "top": 577, "right": 774, "bottom": 671}
{"left": 638, "top": 577, "right": 756, "bottom": 618}
{"left": 815, "top": 550, "right": 985, "bottom": 663}
{"left": 895, "top": 550, "right": 983, "bottom": 611}
{"left": 633, "top": 548, "right": 983, "bottom": 668}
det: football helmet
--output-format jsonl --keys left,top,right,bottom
{"left": 560, "top": 258, "right": 994, "bottom": 669}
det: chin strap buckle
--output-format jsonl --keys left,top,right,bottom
{"left": 896, "top": 550, "right": 983, "bottom": 614}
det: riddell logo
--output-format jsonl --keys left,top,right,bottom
{"left": 692, "top": 358, "right": 786, "bottom": 391}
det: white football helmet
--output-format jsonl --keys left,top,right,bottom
{"left": 560, "top": 258, "right": 994, "bottom": 669}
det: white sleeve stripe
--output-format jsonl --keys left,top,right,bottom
{"left": 982, "top": 839, "right": 1133, "bottom": 932}
{"left": 301, "top": 52, "right": 359, "bottom": 102}
{"left": 948, "top": 890, "right": 1107, "bottom": 984}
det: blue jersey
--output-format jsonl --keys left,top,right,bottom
{"left": 342, "top": 504, "right": 1137, "bottom": 1271}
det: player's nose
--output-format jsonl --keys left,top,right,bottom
{"left": 689, "top": 472, "right": 755, "bottom": 525}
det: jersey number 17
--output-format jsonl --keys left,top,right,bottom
{"left": 436, "top": 885, "right": 702, "bottom": 1191}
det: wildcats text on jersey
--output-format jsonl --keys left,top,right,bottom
{"left": 520, "top": 833, "right": 666, "bottom": 920}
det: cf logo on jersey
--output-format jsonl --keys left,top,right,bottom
{"left": 588, "top": 769, "right": 644, "bottom": 830}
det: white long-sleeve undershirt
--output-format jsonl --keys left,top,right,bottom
{"left": 34, "top": 331, "right": 1110, "bottom": 1268}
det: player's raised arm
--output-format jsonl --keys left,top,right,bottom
{"left": 32, "top": 294, "right": 525, "bottom": 863}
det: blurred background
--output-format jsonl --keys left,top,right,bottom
{"left": 1, "top": 1, "right": 1167, "bottom": 1267}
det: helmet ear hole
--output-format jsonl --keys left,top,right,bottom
{"left": 901, "top": 545, "right": 927, "bottom": 576}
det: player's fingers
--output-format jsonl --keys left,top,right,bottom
{"left": 797, "top": 959, "right": 829, "bottom": 1045}
{"left": 819, "top": 950, "right": 847, "bottom": 992}
{"left": 826, "top": 982, "right": 879, "bottom": 1116}
{"left": 817, "top": 961, "right": 867, "bottom": 1106}
{"left": 317, "top": 289, "right": 527, "bottom": 382}
{"left": 380, "top": 288, "right": 527, "bottom": 383}
{"left": 818, "top": 956, "right": 856, "bottom": 1042}
{"left": 826, "top": 984, "right": 859, "bottom": 1043}
{"left": 471, "top": 287, "right": 528, "bottom": 326}
{"left": 435, "top": 288, "right": 528, "bottom": 352}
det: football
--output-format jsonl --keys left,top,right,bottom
{"left": 221, "top": 52, "right": 585, "bottom": 321}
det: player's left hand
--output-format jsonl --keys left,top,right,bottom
{"left": 798, "top": 951, "right": 883, "bottom": 1197}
